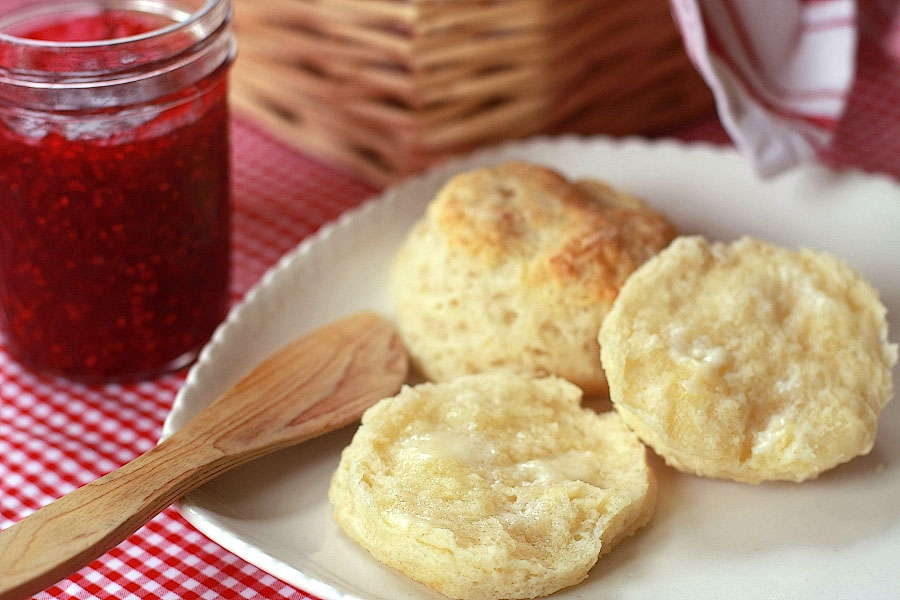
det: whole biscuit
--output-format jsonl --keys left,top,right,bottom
{"left": 329, "top": 373, "right": 656, "bottom": 600}
{"left": 600, "top": 236, "right": 898, "bottom": 483}
{"left": 390, "top": 161, "right": 676, "bottom": 396}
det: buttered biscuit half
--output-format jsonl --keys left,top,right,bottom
{"left": 329, "top": 373, "right": 656, "bottom": 600}
{"left": 600, "top": 236, "right": 898, "bottom": 483}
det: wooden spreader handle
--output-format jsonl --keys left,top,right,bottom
{"left": 0, "top": 312, "right": 407, "bottom": 600}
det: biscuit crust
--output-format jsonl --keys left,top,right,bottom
{"left": 600, "top": 236, "right": 898, "bottom": 483}
{"left": 391, "top": 161, "right": 676, "bottom": 395}
{"left": 329, "top": 373, "right": 656, "bottom": 600}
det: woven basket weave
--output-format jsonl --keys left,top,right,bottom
{"left": 231, "top": 0, "right": 713, "bottom": 184}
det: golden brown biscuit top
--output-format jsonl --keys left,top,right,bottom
{"left": 430, "top": 161, "right": 677, "bottom": 304}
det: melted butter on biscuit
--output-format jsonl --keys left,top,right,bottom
{"left": 667, "top": 325, "right": 729, "bottom": 369}
{"left": 402, "top": 430, "right": 498, "bottom": 464}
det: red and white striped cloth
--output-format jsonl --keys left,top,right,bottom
{"left": 671, "top": 0, "right": 858, "bottom": 176}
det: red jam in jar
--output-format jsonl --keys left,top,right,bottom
{"left": 15, "top": 11, "right": 164, "bottom": 42}
{"left": 0, "top": 1, "right": 235, "bottom": 380}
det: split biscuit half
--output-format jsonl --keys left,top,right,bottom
{"left": 329, "top": 373, "right": 656, "bottom": 600}
{"left": 600, "top": 236, "right": 898, "bottom": 483}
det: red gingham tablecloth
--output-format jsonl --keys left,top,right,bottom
{"left": 3, "top": 9, "right": 900, "bottom": 598}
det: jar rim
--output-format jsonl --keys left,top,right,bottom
{"left": 0, "top": 0, "right": 219, "bottom": 49}
{"left": 0, "top": 0, "right": 234, "bottom": 109}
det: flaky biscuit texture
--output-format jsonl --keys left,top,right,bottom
{"left": 600, "top": 236, "right": 898, "bottom": 483}
{"left": 329, "top": 373, "right": 656, "bottom": 600}
{"left": 390, "top": 161, "right": 676, "bottom": 395}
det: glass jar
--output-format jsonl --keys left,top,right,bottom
{"left": 0, "top": 0, "right": 235, "bottom": 380}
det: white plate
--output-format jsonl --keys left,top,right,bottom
{"left": 162, "top": 137, "right": 900, "bottom": 600}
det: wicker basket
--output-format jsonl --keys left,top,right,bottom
{"left": 231, "top": 0, "right": 713, "bottom": 184}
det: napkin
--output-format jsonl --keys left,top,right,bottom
{"left": 670, "top": 0, "right": 857, "bottom": 176}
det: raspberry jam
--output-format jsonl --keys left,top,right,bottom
{"left": 13, "top": 11, "right": 164, "bottom": 42}
{"left": 0, "top": 2, "right": 235, "bottom": 380}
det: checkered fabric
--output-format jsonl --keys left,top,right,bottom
{"left": 2, "top": 13, "right": 900, "bottom": 595}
